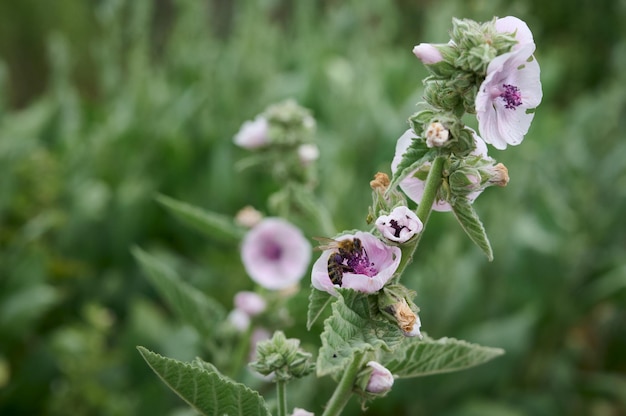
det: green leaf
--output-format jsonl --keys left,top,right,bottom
{"left": 306, "top": 285, "right": 334, "bottom": 330}
{"left": 317, "top": 289, "right": 403, "bottom": 377}
{"left": 137, "top": 346, "right": 271, "bottom": 416}
{"left": 156, "top": 194, "right": 245, "bottom": 242}
{"left": 386, "top": 136, "right": 433, "bottom": 195}
{"left": 381, "top": 335, "right": 504, "bottom": 378}
{"left": 132, "top": 247, "right": 226, "bottom": 338}
{"left": 451, "top": 197, "right": 493, "bottom": 261}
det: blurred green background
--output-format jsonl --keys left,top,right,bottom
{"left": 0, "top": 0, "right": 625, "bottom": 415}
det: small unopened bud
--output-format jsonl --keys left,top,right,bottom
{"left": 291, "top": 408, "right": 314, "bottom": 416}
{"left": 365, "top": 361, "right": 394, "bottom": 394}
{"left": 375, "top": 206, "right": 423, "bottom": 244}
{"left": 297, "top": 143, "right": 319, "bottom": 165}
{"left": 412, "top": 43, "right": 444, "bottom": 64}
{"left": 370, "top": 172, "right": 390, "bottom": 192}
{"left": 227, "top": 309, "right": 250, "bottom": 332}
{"left": 234, "top": 291, "right": 267, "bottom": 317}
{"left": 425, "top": 122, "right": 449, "bottom": 148}
{"left": 487, "top": 163, "right": 509, "bottom": 187}
{"left": 233, "top": 117, "right": 270, "bottom": 149}
{"left": 235, "top": 205, "right": 264, "bottom": 228}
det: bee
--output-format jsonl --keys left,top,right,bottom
{"left": 314, "top": 237, "right": 366, "bottom": 286}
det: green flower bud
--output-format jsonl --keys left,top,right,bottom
{"left": 249, "top": 331, "right": 315, "bottom": 382}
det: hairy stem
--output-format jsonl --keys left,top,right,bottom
{"left": 277, "top": 380, "right": 288, "bottom": 416}
{"left": 393, "top": 155, "right": 445, "bottom": 280}
{"left": 322, "top": 351, "right": 367, "bottom": 416}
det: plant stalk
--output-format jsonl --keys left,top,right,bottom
{"left": 277, "top": 380, "right": 288, "bottom": 416}
{"left": 322, "top": 351, "right": 367, "bottom": 416}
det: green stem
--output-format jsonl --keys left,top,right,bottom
{"left": 393, "top": 155, "right": 446, "bottom": 281}
{"left": 277, "top": 380, "right": 288, "bottom": 416}
{"left": 416, "top": 155, "right": 445, "bottom": 226}
{"left": 322, "top": 351, "right": 367, "bottom": 416}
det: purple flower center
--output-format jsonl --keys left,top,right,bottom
{"left": 262, "top": 241, "right": 283, "bottom": 260}
{"left": 500, "top": 84, "right": 522, "bottom": 109}
{"left": 389, "top": 219, "right": 407, "bottom": 238}
{"left": 345, "top": 250, "right": 377, "bottom": 277}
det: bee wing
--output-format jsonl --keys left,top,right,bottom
{"left": 313, "top": 236, "right": 339, "bottom": 251}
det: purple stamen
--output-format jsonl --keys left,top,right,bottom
{"left": 389, "top": 219, "right": 407, "bottom": 238}
{"left": 500, "top": 84, "right": 522, "bottom": 109}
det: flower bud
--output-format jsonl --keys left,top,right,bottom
{"left": 486, "top": 163, "right": 509, "bottom": 187}
{"left": 233, "top": 116, "right": 270, "bottom": 149}
{"left": 375, "top": 206, "right": 423, "bottom": 244}
{"left": 234, "top": 291, "right": 267, "bottom": 317}
{"left": 249, "top": 331, "right": 315, "bottom": 381}
{"left": 412, "top": 43, "right": 443, "bottom": 64}
{"left": 227, "top": 309, "right": 250, "bottom": 332}
{"left": 367, "top": 172, "right": 407, "bottom": 225}
{"left": 364, "top": 361, "right": 394, "bottom": 394}
{"left": 297, "top": 143, "right": 319, "bottom": 165}
{"left": 291, "top": 408, "right": 314, "bottom": 416}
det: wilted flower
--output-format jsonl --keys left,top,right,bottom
{"left": 233, "top": 116, "right": 270, "bottom": 149}
{"left": 476, "top": 43, "right": 542, "bottom": 149}
{"left": 365, "top": 361, "right": 394, "bottom": 394}
{"left": 412, "top": 43, "right": 444, "bottom": 64}
{"left": 241, "top": 218, "right": 311, "bottom": 290}
{"left": 391, "top": 129, "right": 488, "bottom": 211}
{"left": 291, "top": 408, "right": 314, "bottom": 416}
{"left": 375, "top": 206, "right": 423, "bottom": 243}
{"left": 234, "top": 291, "right": 267, "bottom": 317}
{"left": 311, "top": 231, "right": 401, "bottom": 295}
{"left": 425, "top": 122, "right": 450, "bottom": 148}
{"left": 235, "top": 205, "right": 264, "bottom": 228}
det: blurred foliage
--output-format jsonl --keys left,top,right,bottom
{"left": 0, "top": 0, "right": 625, "bottom": 415}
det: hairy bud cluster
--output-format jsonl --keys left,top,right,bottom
{"left": 249, "top": 331, "right": 315, "bottom": 381}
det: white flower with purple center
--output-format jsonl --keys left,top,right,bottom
{"left": 241, "top": 218, "right": 311, "bottom": 290}
{"left": 233, "top": 116, "right": 270, "bottom": 149}
{"left": 365, "top": 361, "right": 395, "bottom": 394}
{"left": 375, "top": 206, "right": 423, "bottom": 243}
{"left": 391, "top": 128, "right": 489, "bottom": 211}
{"left": 311, "top": 231, "right": 401, "bottom": 295}
{"left": 476, "top": 43, "right": 542, "bottom": 149}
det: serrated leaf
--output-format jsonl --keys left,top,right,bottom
{"left": 137, "top": 346, "right": 271, "bottom": 416}
{"left": 307, "top": 286, "right": 334, "bottom": 330}
{"left": 132, "top": 247, "right": 226, "bottom": 338}
{"left": 387, "top": 138, "right": 434, "bottom": 195}
{"left": 381, "top": 335, "right": 504, "bottom": 378}
{"left": 317, "top": 289, "right": 403, "bottom": 377}
{"left": 451, "top": 197, "right": 493, "bottom": 261}
{"left": 156, "top": 194, "right": 245, "bottom": 242}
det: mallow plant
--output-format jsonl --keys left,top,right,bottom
{"left": 134, "top": 16, "right": 542, "bottom": 416}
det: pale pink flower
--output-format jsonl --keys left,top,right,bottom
{"left": 234, "top": 291, "right": 267, "bottom": 317}
{"left": 476, "top": 43, "right": 542, "bottom": 149}
{"left": 233, "top": 116, "right": 270, "bottom": 149}
{"left": 412, "top": 43, "right": 444, "bottom": 64}
{"left": 365, "top": 361, "right": 394, "bottom": 394}
{"left": 391, "top": 129, "right": 488, "bottom": 211}
{"left": 495, "top": 16, "right": 534, "bottom": 50}
{"left": 241, "top": 218, "right": 311, "bottom": 290}
{"left": 311, "top": 231, "right": 401, "bottom": 295}
{"left": 375, "top": 206, "right": 423, "bottom": 243}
